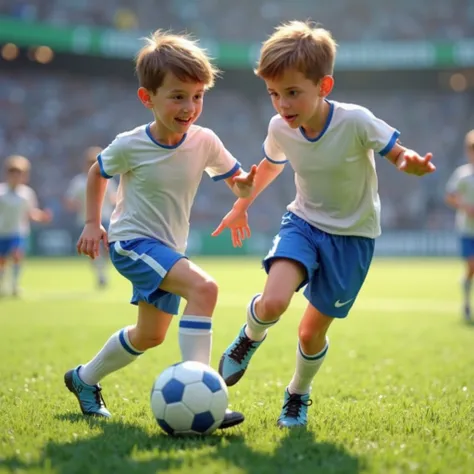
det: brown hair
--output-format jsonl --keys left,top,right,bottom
{"left": 255, "top": 20, "right": 337, "bottom": 84}
{"left": 5, "top": 155, "right": 30, "bottom": 173}
{"left": 135, "top": 30, "right": 219, "bottom": 93}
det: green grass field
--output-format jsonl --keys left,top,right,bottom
{"left": 0, "top": 257, "right": 473, "bottom": 474}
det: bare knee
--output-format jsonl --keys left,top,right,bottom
{"left": 259, "top": 294, "right": 291, "bottom": 320}
{"left": 298, "top": 326, "right": 327, "bottom": 347}
{"left": 188, "top": 277, "right": 218, "bottom": 313}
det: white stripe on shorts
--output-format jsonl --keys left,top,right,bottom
{"left": 113, "top": 241, "right": 167, "bottom": 278}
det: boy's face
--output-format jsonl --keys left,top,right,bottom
{"left": 138, "top": 72, "right": 204, "bottom": 136}
{"left": 6, "top": 168, "right": 23, "bottom": 187}
{"left": 264, "top": 69, "right": 332, "bottom": 129}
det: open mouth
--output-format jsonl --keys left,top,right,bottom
{"left": 283, "top": 114, "right": 298, "bottom": 123}
{"left": 175, "top": 117, "right": 192, "bottom": 126}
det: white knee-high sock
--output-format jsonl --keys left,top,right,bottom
{"left": 288, "top": 338, "right": 329, "bottom": 395}
{"left": 245, "top": 293, "right": 279, "bottom": 341}
{"left": 178, "top": 315, "right": 212, "bottom": 365}
{"left": 78, "top": 327, "right": 144, "bottom": 385}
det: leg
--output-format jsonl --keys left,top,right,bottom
{"left": 462, "top": 256, "right": 474, "bottom": 322}
{"left": 160, "top": 258, "right": 218, "bottom": 365}
{"left": 110, "top": 239, "right": 217, "bottom": 364}
{"left": 160, "top": 258, "right": 244, "bottom": 429}
{"left": 0, "top": 256, "right": 6, "bottom": 295}
{"left": 278, "top": 304, "right": 332, "bottom": 428}
{"left": 220, "top": 213, "right": 319, "bottom": 386}
{"left": 278, "top": 231, "right": 375, "bottom": 429}
{"left": 11, "top": 247, "right": 25, "bottom": 296}
{"left": 0, "top": 237, "right": 16, "bottom": 295}
{"left": 219, "top": 258, "right": 306, "bottom": 386}
{"left": 65, "top": 303, "right": 173, "bottom": 418}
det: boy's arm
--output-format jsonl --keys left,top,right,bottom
{"left": 230, "top": 158, "right": 284, "bottom": 211}
{"left": 29, "top": 208, "right": 52, "bottom": 223}
{"left": 212, "top": 158, "right": 284, "bottom": 245}
{"left": 85, "top": 162, "right": 108, "bottom": 225}
{"left": 224, "top": 166, "right": 257, "bottom": 198}
{"left": 27, "top": 188, "right": 51, "bottom": 223}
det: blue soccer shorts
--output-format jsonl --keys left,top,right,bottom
{"left": 262, "top": 212, "right": 375, "bottom": 318}
{"left": 109, "top": 238, "right": 186, "bottom": 315}
{"left": 0, "top": 235, "right": 26, "bottom": 258}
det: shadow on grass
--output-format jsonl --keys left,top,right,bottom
{"left": 0, "top": 413, "right": 362, "bottom": 474}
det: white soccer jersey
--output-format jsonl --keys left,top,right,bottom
{"left": 446, "top": 163, "right": 474, "bottom": 236}
{"left": 99, "top": 123, "right": 240, "bottom": 252}
{"left": 263, "top": 100, "right": 400, "bottom": 238}
{"left": 0, "top": 183, "right": 38, "bottom": 237}
{"left": 66, "top": 173, "right": 117, "bottom": 226}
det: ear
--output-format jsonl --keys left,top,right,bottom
{"left": 319, "top": 76, "right": 334, "bottom": 97}
{"left": 137, "top": 87, "right": 153, "bottom": 109}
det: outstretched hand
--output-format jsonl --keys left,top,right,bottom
{"left": 233, "top": 165, "right": 257, "bottom": 197}
{"left": 398, "top": 151, "right": 435, "bottom": 176}
{"left": 212, "top": 207, "right": 250, "bottom": 248}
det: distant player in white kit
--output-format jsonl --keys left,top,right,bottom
{"left": 64, "top": 30, "right": 256, "bottom": 429}
{"left": 0, "top": 155, "right": 52, "bottom": 296}
{"left": 445, "top": 129, "right": 474, "bottom": 322}
{"left": 65, "top": 146, "right": 117, "bottom": 288}
{"left": 215, "top": 21, "right": 436, "bottom": 428}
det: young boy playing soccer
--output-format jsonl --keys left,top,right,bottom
{"left": 445, "top": 129, "right": 474, "bottom": 322}
{"left": 214, "top": 21, "right": 435, "bottom": 428}
{"left": 0, "top": 155, "right": 52, "bottom": 296}
{"left": 64, "top": 30, "right": 257, "bottom": 429}
{"left": 65, "top": 146, "right": 117, "bottom": 289}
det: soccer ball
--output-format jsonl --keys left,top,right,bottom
{"left": 150, "top": 361, "right": 228, "bottom": 435}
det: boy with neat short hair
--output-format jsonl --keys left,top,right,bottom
{"left": 215, "top": 21, "right": 435, "bottom": 428}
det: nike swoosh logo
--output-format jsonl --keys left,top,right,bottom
{"left": 334, "top": 299, "right": 353, "bottom": 308}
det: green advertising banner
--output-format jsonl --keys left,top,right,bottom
{"left": 1, "top": 16, "right": 474, "bottom": 69}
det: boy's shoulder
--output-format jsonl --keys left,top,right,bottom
{"left": 453, "top": 163, "right": 474, "bottom": 178}
{"left": 114, "top": 124, "right": 149, "bottom": 143}
{"left": 330, "top": 100, "right": 375, "bottom": 122}
{"left": 188, "top": 124, "right": 218, "bottom": 140}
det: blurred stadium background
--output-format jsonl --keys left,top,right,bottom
{"left": 0, "top": 0, "right": 473, "bottom": 257}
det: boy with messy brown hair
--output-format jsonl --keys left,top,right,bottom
{"left": 65, "top": 30, "right": 257, "bottom": 430}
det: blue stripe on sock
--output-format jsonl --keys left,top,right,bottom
{"left": 179, "top": 320, "right": 212, "bottom": 330}
{"left": 119, "top": 329, "right": 143, "bottom": 356}
{"left": 298, "top": 342, "right": 328, "bottom": 361}
{"left": 250, "top": 294, "right": 278, "bottom": 326}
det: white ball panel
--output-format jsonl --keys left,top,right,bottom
{"left": 164, "top": 402, "right": 194, "bottom": 432}
{"left": 150, "top": 390, "right": 166, "bottom": 419}
{"left": 182, "top": 382, "right": 212, "bottom": 413}
{"left": 173, "top": 361, "right": 205, "bottom": 384}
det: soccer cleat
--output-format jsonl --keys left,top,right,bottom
{"left": 64, "top": 366, "right": 111, "bottom": 418}
{"left": 219, "top": 325, "right": 265, "bottom": 386}
{"left": 277, "top": 389, "right": 313, "bottom": 428}
{"left": 218, "top": 408, "right": 245, "bottom": 429}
